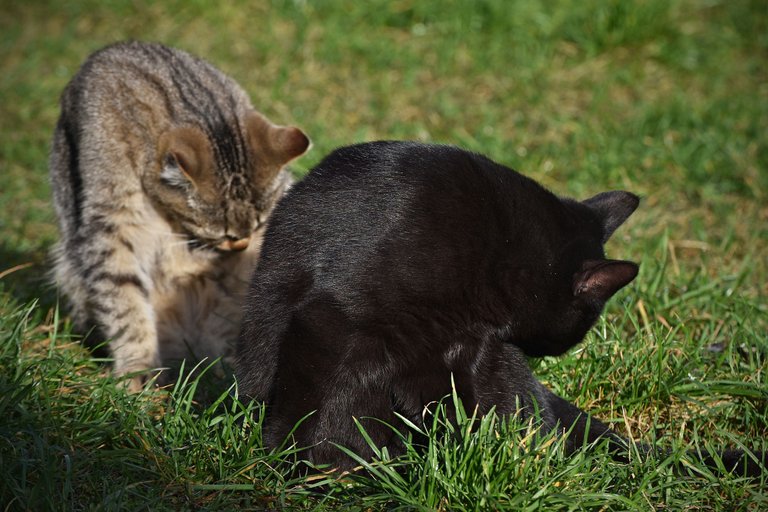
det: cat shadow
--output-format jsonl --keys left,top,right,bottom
{"left": 81, "top": 336, "right": 239, "bottom": 406}
{"left": 152, "top": 358, "right": 239, "bottom": 406}
{"left": 0, "top": 241, "right": 58, "bottom": 311}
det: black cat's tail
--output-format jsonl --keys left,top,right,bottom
{"left": 545, "top": 393, "right": 629, "bottom": 457}
{"left": 695, "top": 447, "right": 767, "bottom": 478}
{"left": 547, "top": 393, "right": 766, "bottom": 479}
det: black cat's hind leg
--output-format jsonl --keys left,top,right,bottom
{"left": 267, "top": 297, "right": 404, "bottom": 472}
{"left": 308, "top": 390, "right": 404, "bottom": 473}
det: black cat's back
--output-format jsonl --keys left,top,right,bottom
{"left": 254, "top": 141, "right": 568, "bottom": 299}
{"left": 237, "top": 141, "right": 613, "bottom": 409}
{"left": 237, "top": 143, "right": 456, "bottom": 400}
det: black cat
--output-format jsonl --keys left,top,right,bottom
{"left": 237, "top": 141, "right": 763, "bottom": 475}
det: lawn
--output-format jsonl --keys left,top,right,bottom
{"left": 1, "top": 0, "right": 766, "bottom": 510}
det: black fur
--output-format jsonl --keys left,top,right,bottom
{"left": 237, "top": 141, "right": 764, "bottom": 476}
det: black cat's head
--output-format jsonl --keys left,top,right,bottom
{"left": 511, "top": 191, "right": 639, "bottom": 357}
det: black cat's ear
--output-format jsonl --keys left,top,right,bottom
{"left": 573, "top": 259, "right": 638, "bottom": 302}
{"left": 582, "top": 191, "right": 639, "bottom": 242}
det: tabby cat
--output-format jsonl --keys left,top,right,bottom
{"left": 50, "top": 41, "right": 309, "bottom": 390}
{"left": 237, "top": 141, "right": 764, "bottom": 476}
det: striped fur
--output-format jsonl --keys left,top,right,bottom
{"left": 50, "top": 41, "right": 309, "bottom": 390}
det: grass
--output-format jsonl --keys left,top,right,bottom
{"left": 1, "top": 0, "right": 766, "bottom": 509}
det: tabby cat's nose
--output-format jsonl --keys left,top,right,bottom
{"left": 217, "top": 236, "right": 250, "bottom": 251}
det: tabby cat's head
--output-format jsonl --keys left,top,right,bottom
{"left": 510, "top": 191, "right": 639, "bottom": 357}
{"left": 143, "top": 111, "right": 309, "bottom": 251}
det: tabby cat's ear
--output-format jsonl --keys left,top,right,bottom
{"left": 246, "top": 111, "right": 310, "bottom": 171}
{"left": 573, "top": 259, "right": 638, "bottom": 302}
{"left": 157, "top": 127, "right": 213, "bottom": 188}
{"left": 582, "top": 191, "right": 639, "bottom": 242}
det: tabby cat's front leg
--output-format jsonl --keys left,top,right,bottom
{"left": 79, "top": 228, "right": 160, "bottom": 391}
{"left": 92, "top": 280, "right": 159, "bottom": 391}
